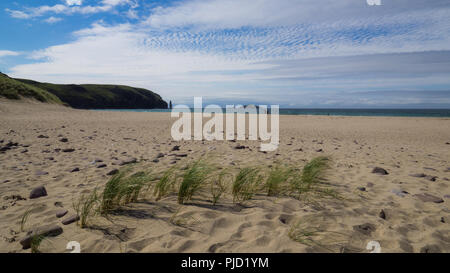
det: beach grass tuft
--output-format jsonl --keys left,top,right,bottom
{"left": 264, "top": 164, "right": 296, "bottom": 196}
{"left": 74, "top": 189, "right": 100, "bottom": 228}
{"left": 100, "top": 171, "right": 153, "bottom": 214}
{"left": 154, "top": 167, "right": 177, "bottom": 201}
{"left": 211, "top": 169, "right": 230, "bottom": 205}
{"left": 291, "top": 156, "right": 330, "bottom": 194}
{"left": 178, "top": 159, "right": 214, "bottom": 204}
{"left": 232, "top": 167, "right": 262, "bottom": 203}
{"left": 30, "top": 235, "right": 46, "bottom": 253}
{"left": 20, "top": 207, "right": 32, "bottom": 232}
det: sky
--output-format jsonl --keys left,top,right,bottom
{"left": 1, "top": 0, "right": 450, "bottom": 108}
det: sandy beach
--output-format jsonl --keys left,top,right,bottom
{"left": 0, "top": 99, "right": 449, "bottom": 253}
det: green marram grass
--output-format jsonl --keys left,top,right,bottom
{"left": 211, "top": 169, "right": 230, "bottom": 205}
{"left": 100, "top": 171, "right": 153, "bottom": 214}
{"left": 232, "top": 167, "right": 262, "bottom": 203}
{"left": 153, "top": 167, "right": 177, "bottom": 201}
{"left": 264, "top": 164, "right": 297, "bottom": 196}
{"left": 291, "top": 156, "right": 330, "bottom": 194}
{"left": 73, "top": 189, "right": 100, "bottom": 228}
{"left": 178, "top": 159, "right": 214, "bottom": 204}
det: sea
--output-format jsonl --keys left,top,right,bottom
{"left": 94, "top": 108, "right": 450, "bottom": 118}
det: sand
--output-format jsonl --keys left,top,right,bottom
{"left": 0, "top": 99, "right": 449, "bottom": 253}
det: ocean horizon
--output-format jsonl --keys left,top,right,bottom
{"left": 93, "top": 108, "right": 450, "bottom": 118}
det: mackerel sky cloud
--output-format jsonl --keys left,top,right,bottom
{"left": 1, "top": 0, "right": 450, "bottom": 107}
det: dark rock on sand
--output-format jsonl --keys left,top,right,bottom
{"left": 59, "top": 138, "right": 68, "bottom": 143}
{"left": 70, "top": 167, "right": 80, "bottom": 172}
{"left": 379, "top": 210, "right": 386, "bottom": 220}
{"left": 372, "top": 167, "right": 388, "bottom": 175}
{"left": 414, "top": 193, "right": 444, "bottom": 203}
{"left": 156, "top": 152, "right": 165, "bottom": 158}
{"left": 37, "top": 135, "right": 49, "bottom": 139}
{"left": 171, "top": 145, "right": 180, "bottom": 151}
{"left": 152, "top": 159, "right": 159, "bottom": 163}
{"left": 20, "top": 224, "right": 63, "bottom": 249}
{"left": 353, "top": 223, "right": 376, "bottom": 236}
{"left": 357, "top": 187, "right": 366, "bottom": 192}
{"left": 97, "top": 163, "right": 107, "bottom": 168}
{"left": 56, "top": 209, "right": 68, "bottom": 218}
{"left": 62, "top": 215, "right": 80, "bottom": 225}
{"left": 391, "top": 189, "right": 409, "bottom": 197}
{"left": 63, "top": 148, "right": 75, "bottom": 153}
{"left": 410, "top": 173, "right": 437, "bottom": 181}
{"left": 30, "top": 186, "right": 47, "bottom": 199}
{"left": 235, "top": 145, "right": 246, "bottom": 149}
{"left": 118, "top": 157, "right": 137, "bottom": 166}
{"left": 35, "top": 170, "right": 49, "bottom": 176}
{"left": 107, "top": 169, "right": 119, "bottom": 176}
{"left": 54, "top": 201, "right": 63, "bottom": 207}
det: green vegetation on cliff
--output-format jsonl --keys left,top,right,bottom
{"left": 0, "top": 73, "right": 62, "bottom": 104}
{"left": 0, "top": 73, "right": 167, "bottom": 109}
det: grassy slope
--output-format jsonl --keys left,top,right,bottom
{"left": 15, "top": 78, "right": 168, "bottom": 109}
{"left": 0, "top": 73, "right": 63, "bottom": 104}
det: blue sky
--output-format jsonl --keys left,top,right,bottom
{"left": 1, "top": 0, "right": 450, "bottom": 108}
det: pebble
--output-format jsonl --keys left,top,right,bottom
{"left": 56, "top": 209, "right": 68, "bottom": 218}
{"left": 62, "top": 215, "right": 80, "bottom": 225}
{"left": 372, "top": 167, "right": 388, "bottom": 175}
{"left": 379, "top": 210, "right": 386, "bottom": 220}
{"left": 30, "top": 186, "right": 47, "bottom": 199}
{"left": 107, "top": 169, "right": 119, "bottom": 176}
{"left": 70, "top": 167, "right": 80, "bottom": 172}
{"left": 63, "top": 148, "right": 75, "bottom": 153}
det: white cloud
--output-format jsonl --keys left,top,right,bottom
{"left": 0, "top": 50, "right": 20, "bottom": 58}
{"left": 66, "top": 0, "right": 83, "bottom": 6}
{"left": 5, "top": 0, "right": 132, "bottom": 19}
{"left": 44, "top": 16, "right": 63, "bottom": 24}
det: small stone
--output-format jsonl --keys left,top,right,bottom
{"left": 97, "top": 164, "right": 107, "bottom": 168}
{"left": 171, "top": 145, "right": 180, "bottom": 151}
{"left": 30, "top": 186, "right": 47, "bottom": 199}
{"left": 59, "top": 138, "right": 68, "bottom": 143}
{"left": 19, "top": 224, "right": 63, "bottom": 249}
{"left": 316, "top": 149, "right": 323, "bottom": 152}
{"left": 118, "top": 157, "right": 137, "bottom": 166}
{"left": 107, "top": 169, "right": 119, "bottom": 176}
{"left": 414, "top": 193, "right": 444, "bottom": 203}
{"left": 441, "top": 217, "right": 445, "bottom": 223}
{"left": 152, "top": 159, "right": 159, "bottom": 163}
{"left": 156, "top": 153, "right": 165, "bottom": 158}
{"left": 56, "top": 209, "right": 68, "bottom": 218}
{"left": 62, "top": 215, "right": 80, "bottom": 225}
{"left": 353, "top": 223, "right": 376, "bottom": 236}
{"left": 37, "top": 135, "right": 49, "bottom": 139}
{"left": 234, "top": 145, "right": 246, "bottom": 149}
{"left": 63, "top": 148, "right": 75, "bottom": 153}
{"left": 372, "top": 167, "right": 388, "bottom": 175}
{"left": 54, "top": 201, "right": 63, "bottom": 207}
{"left": 391, "top": 189, "right": 409, "bottom": 197}
{"left": 70, "top": 167, "right": 80, "bottom": 172}
{"left": 357, "top": 187, "right": 366, "bottom": 192}
{"left": 379, "top": 210, "right": 386, "bottom": 220}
